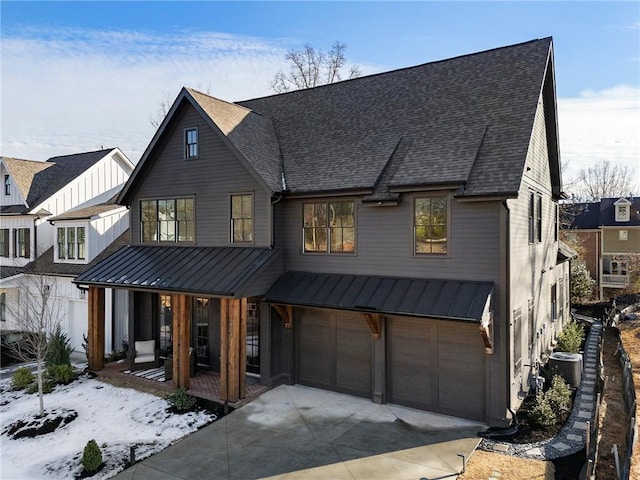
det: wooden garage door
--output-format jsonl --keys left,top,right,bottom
{"left": 388, "top": 317, "right": 486, "bottom": 421}
{"left": 297, "top": 308, "right": 372, "bottom": 398}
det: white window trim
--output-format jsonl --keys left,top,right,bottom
{"left": 55, "top": 224, "right": 88, "bottom": 264}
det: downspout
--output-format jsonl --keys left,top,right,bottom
{"left": 502, "top": 199, "right": 517, "bottom": 423}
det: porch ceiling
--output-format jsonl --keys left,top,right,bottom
{"left": 74, "top": 245, "right": 281, "bottom": 297}
{"left": 264, "top": 271, "right": 493, "bottom": 322}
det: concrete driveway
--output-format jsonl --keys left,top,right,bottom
{"left": 113, "top": 385, "right": 485, "bottom": 480}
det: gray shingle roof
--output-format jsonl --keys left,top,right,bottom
{"left": 564, "top": 197, "right": 640, "bottom": 229}
{"left": 2, "top": 149, "right": 115, "bottom": 210}
{"left": 237, "top": 37, "right": 554, "bottom": 196}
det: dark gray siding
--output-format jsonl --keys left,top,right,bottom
{"left": 130, "top": 104, "right": 270, "bottom": 247}
{"left": 277, "top": 193, "right": 501, "bottom": 282}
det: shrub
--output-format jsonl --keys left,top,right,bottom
{"left": 166, "top": 387, "right": 197, "bottom": 412}
{"left": 81, "top": 439, "right": 103, "bottom": 473}
{"left": 46, "top": 326, "right": 72, "bottom": 367}
{"left": 46, "top": 364, "right": 77, "bottom": 385}
{"left": 26, "top": 380, "right": 53, "bottom": 395}
{"left": 528, "top": 392, "right": 556, "bottom": 428}
{"left": 545, "top": 374, "right": 572, "bottom": 416}
{"left": 557, "top": 321, "right": 585, "bottom": 353}
{"left": 12, "top": 367, "right": 35, "bottom": 390}
{"left": 570, "top": 262, "right": 596, "bottom": 303}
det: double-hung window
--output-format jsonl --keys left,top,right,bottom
{"left": 414, "top": 196, "right": 448, "bottom": 254}
{"left": 0, "top": 229, "right": 9, "bottom": 257}
{"left": 303, "top": 201, "right": 355, "bottom": 253}
{"left": 4, "top": 175, "right": 10, "bottom": 195}
{"left": 140, "top": 198, "right": 195, "bottom": 243}
{"left": 185, "top": 128, "right": 198, "bottom": 159}
{"left": 14, "top": 228, "right": 30, "bottom": 258}
{"left": 231, "top": 194, "right": 253, "bottom": 243}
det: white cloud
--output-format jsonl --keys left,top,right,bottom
{"left": 558, "top": 85, "right": 640, "bottom": 191}
{"left": 0, "top": 28, "right": 291, "bottom": 162}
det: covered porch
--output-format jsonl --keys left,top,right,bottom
{"left": 75, "top": 244, "right": 282, "bottom": 404}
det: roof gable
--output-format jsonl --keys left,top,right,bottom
{"left": 2, "top": 149, "right": 117, "bottom": 210}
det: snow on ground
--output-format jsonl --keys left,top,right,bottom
{"left": 0, "top": 370, "right": 216, "bottom": 479}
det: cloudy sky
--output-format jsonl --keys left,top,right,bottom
{"left": 1, "top": 1, "right": 639, "bottom": 190}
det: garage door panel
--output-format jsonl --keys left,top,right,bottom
{"left": 298, "top": 313, "right": 334, "bottom": 388}
{"left": 297, "top": 309, "right": 372, "bottom": 397}
{"left": 388, "top": 317, "right": 434, "bottom": 409}
{"left": 336, "top": 314, "right": 371, "bottom": 394}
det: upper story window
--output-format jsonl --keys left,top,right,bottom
{"left": 414, "top": 196, "right": 447, "bottom": 254}
{"left": 57, "top": 226, "right": 86, "bottom": 261}
{"left": 303, "top": 201, "right": 355, "bottom": 253}
{"left": 529, "top": 191, "right": 542, "bottom": 244}
{"left": 14, "top": 228, "right": 30, "bottom": 258}
{"left": 615, "top": 199, "right": 630, "bottom": 222}
{"left": 4, "top": 175, "right": 10, "bottom": 195}
{"left": 619, "top": 230, "right": 628, "bottom": 241}
{"left": 0, "top": 229, "right": 8, "bottom": 257}
{"left": 141, "top": 198, "right": 195, "bottom": 243}
{"left": 185, "top": 127, "right": 198, "bottom": 159}
{"left": 231, "top": 194, "right": 253, "bottom": 243}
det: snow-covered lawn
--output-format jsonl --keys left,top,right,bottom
{"left": 0, "top": 370, "right": 216, "bottom": 479}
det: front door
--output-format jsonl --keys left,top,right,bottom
{"left": 194, "top": 297, "right": 211, "bottom": 365}
{"left": 246, "top": 301, "right": 260, "bottom": 374}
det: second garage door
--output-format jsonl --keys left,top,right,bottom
{"left": 388, "top": 316, "right": 486, "bottom": 421}
{"left": 296, "top": 308, "right": 372, "bottom": 398}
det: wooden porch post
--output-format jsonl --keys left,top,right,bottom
{"left": 87, "top": 286, "right": 105, "bottom": 371}
{"left": 172, "top": 294, "right": 191, "bottom": 389}
{"left": 220, "top": 297, "right": 247, "bottom": 403}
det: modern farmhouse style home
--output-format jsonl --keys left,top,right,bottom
{"left": 76, "top": 37, "right": 572, "bottom": 427}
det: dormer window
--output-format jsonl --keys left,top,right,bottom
{"left": 185, "top": 127, "right": 198, "bottom": 159}
{"left": 57, "top": 226, "right": 86, "bottom": 261}
{"left": 614, "top": 198, "right": 631, "bottom": 222}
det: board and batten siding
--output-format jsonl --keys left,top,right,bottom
{"left": 130, "top": 104, "right": 271, "bottom": 247}
{"left": 278, "top": 192, "right": 501, "bottom": 282}
{"left": 508, "top": 94, "right": 561, "bottom": 408}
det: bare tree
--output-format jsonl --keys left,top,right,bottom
{"left": 149, "top": 82, "right": 213, "bottom": 128}
{"left": 568, "top": 161, "right": 637, "bottom": 202}
{"left": 271, "top": 41, "right": 360, "bottom": 93}
{"left": 5, "top": 275, "right": 64, "bottom": 416}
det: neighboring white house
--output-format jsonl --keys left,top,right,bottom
{"left": 0, "top": 148, "right": 134, "bottom": 354}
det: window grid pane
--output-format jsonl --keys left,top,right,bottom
{"left": 303, "top": 203, "right": 328, "bottom": 252}
{"left": 186, "top": 128, "right": 198, "bottom": 158}
{"left": 415, "top": 197, "right": 447, "bottom": 254}
{"left": 77, "top": 227, "right": 86, "bottom": 259}
{"left": 329, "top": 201, "right": 355, "bottom": 252}
{"left": 67, "top": 227, "right": 76, "bottom": 259}
{"left": 57, "top": 228, "right": 66, "bottom": 259}
{"left": 0, "top": 229, "right": 9, "bottom": 257}
{"left": 231, "top": 194, "right": 253, "bottom": 243}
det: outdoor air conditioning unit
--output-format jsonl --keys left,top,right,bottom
{"left": 549, "top": 352, "right": 583, "bottom": 388}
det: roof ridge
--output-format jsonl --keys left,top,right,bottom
{"left": 47, "top": 148, "right": 114, "bottom": 162}
{"left": 186, "top": 87, "right": 258, "bottom": 115}
{"left": 238, "top": 37, "right": 553, "bottom": 103}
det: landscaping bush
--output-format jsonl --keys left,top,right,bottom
{"left": 528, "top": 374, "right": 572, "bottom": 428}
{"left": 26, "top": 380, "right": 52, "bottom": 395}
{"left": 12, "top": 367, "right": 34, "bottom": 390}
{"left": 546, "top": 374, "right": 572, "bottom": 416}
{"left": 46, "top": 364, "right": 77, "bottom": 385}
{"left": 46, "top": 326, "right": 72, "bottom": 367}
{"left": 166, "top": 387, "right": 197, "bottom": 412}
{"left": 529, "top": 392, "right": 556, "bottom": 428}
{"left": 81, "top": 439, "right": 103, "bottom": 474}
{"left": 557, "top": 321, "right": 585, "bottom": 353}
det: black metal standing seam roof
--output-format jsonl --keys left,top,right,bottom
{"left": 73, "top": 245, "right": 281, "bottom": 296}
{"left": 264, "top": 271, "right": 493, "bottom": 322}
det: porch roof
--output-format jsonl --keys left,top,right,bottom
{"left": 264, "top": 271, "right": 493, "bottom": 322}
{"left": 74, "top": 245, "right": 281, "bottom": 297}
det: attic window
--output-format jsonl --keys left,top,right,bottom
{"left": 185, "top": 127, "right": 198, "bottom": 159}
{"left": 4, "top": 175, "right": 10, "bottom": 195}
{"left": 615, "top": 203, "right": 630, "bottom": 222}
